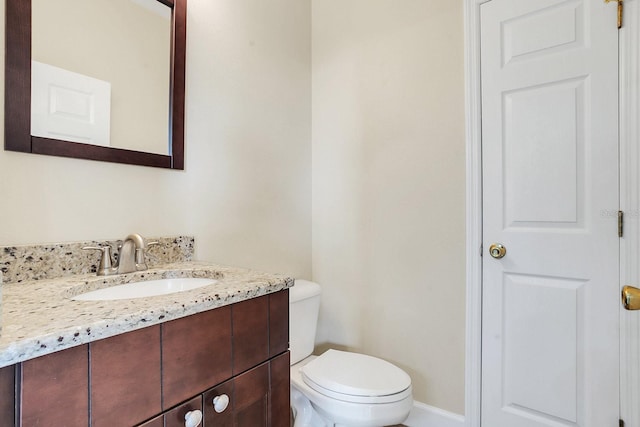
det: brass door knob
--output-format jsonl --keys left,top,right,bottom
{"left": 622, "top": 285, "right": 640, "bottom": 310}
{"left": 489, "top": 243, "right": 507, "bottom": 259}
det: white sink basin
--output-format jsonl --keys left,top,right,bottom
{"left": 72, "top": 277, "right": 217, "bottom": 301}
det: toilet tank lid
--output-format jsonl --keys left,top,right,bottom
{"left": 290, "top": 279, "right": 321, "bottom": 303}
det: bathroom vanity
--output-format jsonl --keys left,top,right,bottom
{"left": 0, "top": 291, "right": 289, "bottom": 426}
{"left": 0, "top": 237, "right": 292, "bottom": 426}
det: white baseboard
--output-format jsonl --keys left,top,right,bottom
{"left": 404, "top": 401, "right": 465, "bottom": 427}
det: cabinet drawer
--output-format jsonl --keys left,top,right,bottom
{"left": 21, "top": 344, "right": 89, "bottom": 426}
{"left": 269, "top": 289, "right": 289, "bottom": 357}
{"left": 91, "top": 325, "right": 162, "bottom": 426}
{"left": 162, "top": 305, "right": 232, "bottom": 409}
{"left": 233, "top": 295, "right": 269, "bottom": 374}
{"left": 232, "top": 290, "right": 289, "bottom": 375}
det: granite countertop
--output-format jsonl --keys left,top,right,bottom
{"left": 0, "top": 261, "right": 294, "bottom": 368}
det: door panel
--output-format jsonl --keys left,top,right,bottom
{"left": 501, "top": 1, "right": 586, "bottom": 66}
{"left": 480, "top": 0, "right": 619, "bottom": 426}
{"left": 502, "top": 274, "right": 583, "bottom": 423}
{"left": 504, "top": 78, "right": 584, "bottom": 227}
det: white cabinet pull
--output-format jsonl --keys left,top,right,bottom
{"left": 184, "top": 409, "right": 203, "bottom": 427}
{"left": 213, "top": 394, "right": 230, "bottom": 413}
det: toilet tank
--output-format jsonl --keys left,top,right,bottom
{"left": 289, "top": 279, "right": 321, "bottom": 365}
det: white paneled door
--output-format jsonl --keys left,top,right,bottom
{"left": 480, "top": 1, "right": 620, "bottom": 426}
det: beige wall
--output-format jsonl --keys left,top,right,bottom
{"left": 0, "top": 0, "right": 312, "bottom": 279}
{"left": 311, "top": 0, "right": 466, "bottom": 414}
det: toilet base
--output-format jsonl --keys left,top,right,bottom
{"left": 291, "top": 386, "right": 332, "bottom": 427}
{"left": 291, "top": 384, "right": 412, "bottom": 427}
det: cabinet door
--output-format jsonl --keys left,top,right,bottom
{"left": 164, "top": 395, "right": 203, "bottom": 427}
{"left": 163, "top": 306, "right": 232, "bottom": 409}
{"left": 234, "top": 362, "right": 270, "bottom": 426}
{"left": 138, "top": 414, "right": 164, "bottom": 427}
{"left": 91, "top": 325, "right": 161, "bottom": 426}
{"left": 203, "top": 378, "right": 234, "bottom": 427}
{"left": 233, "top": 295, "right": 269, "bottom": 374}
{"left": 0, "top": 365, "right": 15, "bottom": 426}
{"left": 21, "top": 344, "right": 89, "bottom": 426}
{"left": 203, "top": 362, "right": 270, "bottom": 427}
{"left": 269, "top": 352, "right": 290, "bottom": 427}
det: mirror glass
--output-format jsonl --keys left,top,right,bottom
{"left": 31, "top": 0, "right": 171, "bottom": 155}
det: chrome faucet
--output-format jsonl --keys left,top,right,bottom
{"left": 83, "top": 234, "right": 158, "bottom": 276}
{"left": 117, "top": 234, "right": 148, "bottom": 274}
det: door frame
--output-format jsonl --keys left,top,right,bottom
{"left": 619, "top": 0, "right": 640, "bottom": 425}
{"left": 464, "top": 0, "right": 637, "bottom": 426}
{"left": 463, "top": 1, "right": 487, "bottom": 426}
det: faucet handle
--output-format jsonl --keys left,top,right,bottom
{"left": 134, "top": 241, "right": 159, "bottom": 270}
{"left": 82, "top": 246, "right": 114, "bottom": 276}
{"left": 144, "top": 241, "right": 160, "bottom": 258}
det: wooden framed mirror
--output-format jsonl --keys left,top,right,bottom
{"left": 4, "top": 0, "right": 186, "bottom": 169}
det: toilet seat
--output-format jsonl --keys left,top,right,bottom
{"left": 291, "top": 355, "right": 414, "bottom": 427}
{"left": 300, "top": 350, "right": 412, "bottom": 404}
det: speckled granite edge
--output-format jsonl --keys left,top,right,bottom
{"left": 0, "top": 261, "right": 294, "bottom": 368}
{"left": 0, "top": 236, "right": 194, "bottom": 284}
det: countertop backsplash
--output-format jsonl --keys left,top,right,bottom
{"left": 0, "top": 236, "right": 194, "bottom": 284}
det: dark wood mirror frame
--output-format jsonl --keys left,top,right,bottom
{"left": 5, "top": 0, "right": 186, "bottom": 169}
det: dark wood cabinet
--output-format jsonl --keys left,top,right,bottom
{"left": 269, "top": 352, "right": 291, "bottom": 427}
{"left": 269, "top": 289, "right": 289, "bottom": 358}
{"left": 202, "top": 378, "right": 234, "bottom": 426}
{"left": 21, "top": 344, "right": 89, "bottom": 426}
{"left": 138, "top": 415, "right": 164, "bottom": 427}
{"left": 232, "top": 295, "right": 269, "bottom": 375}
{"left": 90, "top": 325, "right": 162, "bottom": 426}
{"left": 202, "top": 354, "right": 291, "bottom": 427}
{"left": 162, "top": 306, "right": 232, "bottom": 409}
{"left": 3, "top": 290, "right": 290, "bottom": 427}
{"left": 164, "top": 396, "right": 203, "bottom": 427}
{"left": 203, "top": 362, "right": 271, "bottom": 427}
{"left": 233, "top": 362, "right": 270, "bottom": 426}
{"left": 138, "top": 397, "right": 205, "bottom": 427}
{"left": 0, "top": 365, "right": 15, "bottom": 426}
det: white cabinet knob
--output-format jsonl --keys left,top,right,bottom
{"left": 184, "top": 409, "right": 203, "bottom": 427}
{"left": 213, "top": 394, "right": 230, "bottom": 413}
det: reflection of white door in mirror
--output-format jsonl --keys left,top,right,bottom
{"left": 31, "top": 0, "right": 171, "bottom": 155}
{"left": 31, "top": 61, "right": 111, "bottom": 147}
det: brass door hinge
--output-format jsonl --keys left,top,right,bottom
{"left": 606, "top": 0, "right": 624, "bottom": 29}
{"left": 620, "top": 418, "right": 625, "bottom": 427}
{"left": 619, "top": 211, "right": 624, "bottom": 237}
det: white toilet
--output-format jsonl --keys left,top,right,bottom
{"left": 289, "top": 279, "right": 413, "bottom": 427}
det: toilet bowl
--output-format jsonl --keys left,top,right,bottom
{"left": 289, "top": 280, "right": 413, "bottom": 427}
{"left": 291, "top": 352, "right": 413, "bottom": 427}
